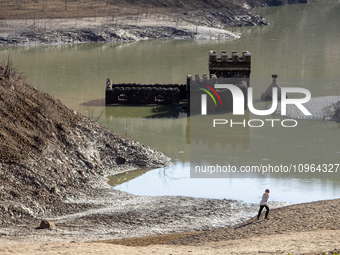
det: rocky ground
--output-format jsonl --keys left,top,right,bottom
{"left": 273, "top": 96, "right": 340, "bottom": 121}
{"left": 0, "top": 193, "right": 288, "bottom": 243}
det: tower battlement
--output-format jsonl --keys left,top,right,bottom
{"left": 209, "top": 51, "right": 251, "bottom": 79}
{"left": 209, "top": 50, "right": 251, "bottom": 63}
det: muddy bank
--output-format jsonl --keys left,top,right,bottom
{"left": 0, "top": 192, "right": 289, "bottom": 243}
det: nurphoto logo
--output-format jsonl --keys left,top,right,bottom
{"left": 200, "top": 84, "right": 312, "bottom": 128}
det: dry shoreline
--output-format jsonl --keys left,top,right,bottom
{"left": 0, "top": 6, "right": 270, "bottom": 48}
{"left": 0, "top": 17, "right": 239, "bottom": 47}
{"left": 0, "top": 188, "right": 290, "bottom": 244}
{"left": 1, "top": 230, "right": 340, "bottom": 255}
{"left": 0, "top": 15, "right": 243, "bottom": 47}
{"left": 1, "top": 199, "right": 340, "bottom": 254}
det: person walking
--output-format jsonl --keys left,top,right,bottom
{"left": 257, "top": 189, "right": 270, "bottom": 220}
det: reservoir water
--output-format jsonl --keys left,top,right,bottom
{"left": 1, "top": 0, "right": 340, "bottom": 204}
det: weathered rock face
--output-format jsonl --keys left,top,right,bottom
{"left": 0, "top": 61, "right": 171, "bottom": 226}
{"left": 323, "top": 101, "right": 340, "bottom": 122}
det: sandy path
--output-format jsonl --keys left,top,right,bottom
{"left": 0, "top": 230, "right": 339, "bottom": 255}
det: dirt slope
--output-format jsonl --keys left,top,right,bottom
{"left": 0, "top": 60, "right": 170, "bottom": 226}
{"left": 0, "top": 0, "right": 307, "bottom": 20}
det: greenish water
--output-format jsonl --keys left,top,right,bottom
{"left": 1, "top": 0, "right": 340, "bottom": 203}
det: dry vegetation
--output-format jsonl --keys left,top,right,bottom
{"left": 0, "top": 0, "right": 136, "bottom": 19}
{"left": 0, "top": 0, "right": 245, "bottom": 20}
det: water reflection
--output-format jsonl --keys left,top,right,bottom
{"left": 108, "top": 168, "right": 151, "bottom": 187}
{"left": 105, "top": 104, "right": 187, "bottom": 119}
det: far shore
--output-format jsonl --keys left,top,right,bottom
{"left": 0, "top": 15, "right": 243, "bottom": 47}
{"left": 0, "top": 0, "right": 271, "bottom": 47}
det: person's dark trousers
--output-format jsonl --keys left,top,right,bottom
{"left": 257, "top": 205, "right": 269, "bottom": 219}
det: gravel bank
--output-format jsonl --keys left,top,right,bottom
{"left": 274, "top": 96, "right": 340, "bottom": 120}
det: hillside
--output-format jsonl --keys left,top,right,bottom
{"left": 0, "top": 0, "right": 308, "bottom": 46}
{"left": 0, "top": 0, "right": 307, "bottom": 20}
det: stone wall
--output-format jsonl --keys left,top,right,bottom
{"left": 106, "top": 83, "right": 184, "bottom": 105}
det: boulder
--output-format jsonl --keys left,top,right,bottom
{"left": 39, "top": 220, "right": 56, "bottom": 230}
